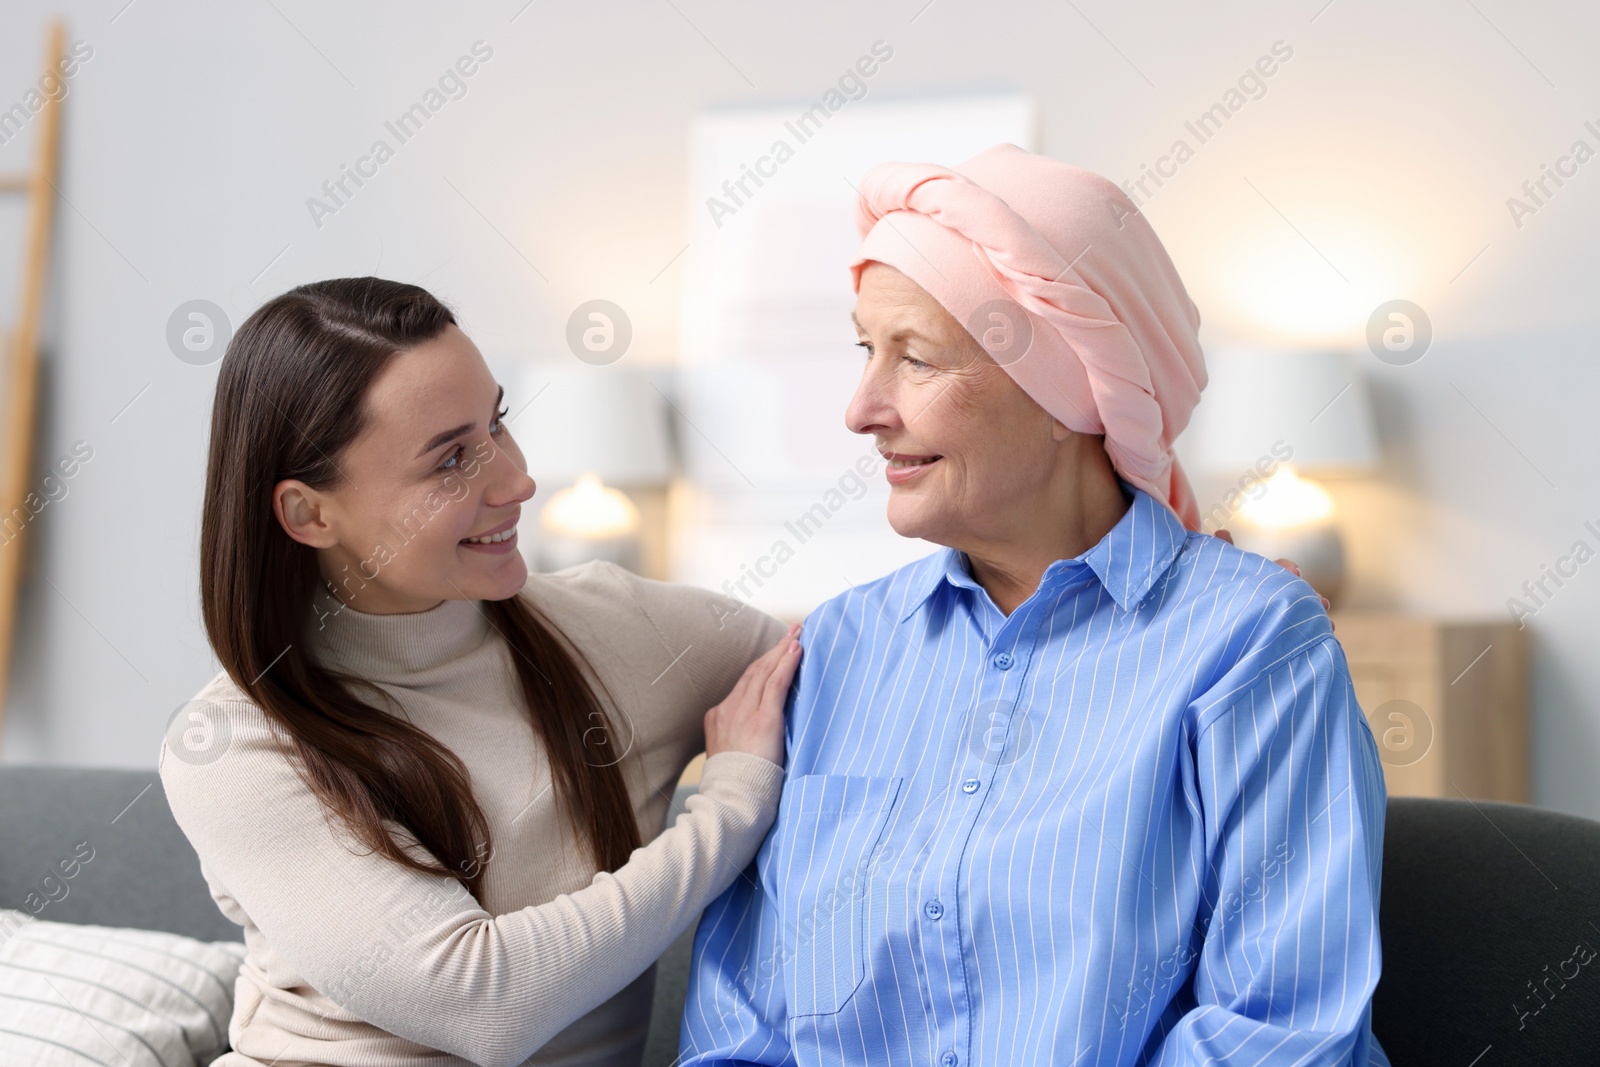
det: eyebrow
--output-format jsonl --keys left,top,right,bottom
{"left": 851, "top": 311, "right": 924, "bottom": 343}
{"left": 414, "top": 383, "right": 505, "bottom": 459}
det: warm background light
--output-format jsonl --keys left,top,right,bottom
{"left": 1238, "top": 466, "right": 1335, "bottom": 529}
{"left": 540, "top": 472, "right": 640, "bottom": 540}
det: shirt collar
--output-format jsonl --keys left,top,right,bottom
{"left": 897, "top": 482, "right": 1190, "bottom": 622}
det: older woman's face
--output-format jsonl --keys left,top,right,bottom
{"left": 848, "top": 262, "right": 1066, "bottom": 548}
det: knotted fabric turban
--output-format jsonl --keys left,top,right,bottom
{"left": 848, "top": 143, "right": 1208, "bottom": 530}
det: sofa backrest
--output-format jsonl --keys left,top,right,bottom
{"left": 1371, "top": 795, "right": 1600, "bottom": 1064}
{"left": 0, "top": 764, "right": 698, "bottom": 1064}
{"left": 0, "top": 765, "right": 239, "bottom": 942}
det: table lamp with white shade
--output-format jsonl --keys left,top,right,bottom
{"left": 512, "top": 363, "right": 673, "bottom": 575}
{"left": 1182, "top": 347, "right": 1379, "bottom": 606}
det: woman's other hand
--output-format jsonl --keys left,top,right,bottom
{"left": 1212, "top": 528, "right": 1334, "bottom": 625}
{"left": 704, "top": 623, "right": 802, "bottom": 768}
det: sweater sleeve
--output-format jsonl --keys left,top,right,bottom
{"left": 600, "top": 562, "right": 792, "bottom": 727}
{"left": 159, "top": 701, "right": 783, "bottom": 1067}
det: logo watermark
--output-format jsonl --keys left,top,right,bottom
{"left": 964, "top": 697, "right": 1033, "bottom": 767}
{"left": 708, "top": 445, "right": 886, "bottom": 628}
{"left": 964, "top": 298, "right": 1035, "bottom": 368}
{"left": 12, "top": 840, "right": 95, "bottom": 920}
{"left": 1197, "top": 440, "right": 1294, "bottom": 535}
{"left": 731, "top": 840, "right": 899, "bottom": 1000}
{"left": 0, "top": 38, "right": 93, "bottom": 147}
{"left": 321, "top": 876, "right": 477, "bottom": 1004}
{"left": 1366, "top": 299, "right": 1432, "bottom": 366}
{"left": 705, "top": 40, "right": 894, "bottom": 229}
{"left": 0, "top": 440, "right": 94, "bottom": 549}
{"left": 164, "top": 699, "right": 234, "bottom": 766}
{"left": 1505, "top": 520, "right": 1600, "bottom": 630}
{"left": 306, "top": 40, "right": 495, "bottom": 229}
{"left": 1115, "top": 838, "right": 1296, "bottom": 1030}
{"left": 167, "top": 299, "right": 233, "bottom": 365}
{"left": 1113, "top": 39, "right": 1294, "bottom": 220}
{"left": 1505, "top": 120, "right": 1600, "bottom": 231}
{"left": 316, "top": 437, "right": 498, "bottom": 624}
{"left": 1513, "top": 937, "right": 1597, "bottom": 1032}
{"left": 565, "top": 299, "right": 632, "bottom": 365}
{"left": 1369, "top": 699, "right": 1432, "bottom": 767}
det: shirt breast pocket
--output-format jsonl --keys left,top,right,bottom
{"left": 769, "top": 773, "right": 903, "bottom": 1019}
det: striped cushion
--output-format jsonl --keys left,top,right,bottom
{"left": 0, "top": 909, "right": 245, "bottom": 1066}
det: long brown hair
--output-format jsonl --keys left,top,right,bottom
{"left": 199, "top": 276, "right": 641, "bottom": 899}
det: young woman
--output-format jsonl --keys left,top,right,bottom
{"left": 160, "top": 276, "right": 800, "bottom": 1067}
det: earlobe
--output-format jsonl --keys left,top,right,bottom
{"left": 273, "top": 480, "right": 337, "bottom": 548}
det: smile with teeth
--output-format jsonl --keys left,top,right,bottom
{"left": 888, "top": 455, "right": 941, "bottom": 468}
{"left": 461, "top": 528, "right": 516, "bottom": 544}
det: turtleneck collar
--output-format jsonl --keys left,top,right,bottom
{"left": 304, "top": 581, "right": 492, "bottom": 682}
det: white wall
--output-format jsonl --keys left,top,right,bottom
{"left": 2, "top": 0, "right": 1598, "bottom": 816}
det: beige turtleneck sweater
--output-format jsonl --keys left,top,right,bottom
{"left": 159, "top": 561, "right": 788, "bottom": 1067}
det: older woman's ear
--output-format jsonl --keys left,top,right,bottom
{"left": 1211, "top": 528, "right": 1334, "bottom": 623}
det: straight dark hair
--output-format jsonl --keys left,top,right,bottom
{"left": 199, "top": 276, "right": 640, "bottom": 899}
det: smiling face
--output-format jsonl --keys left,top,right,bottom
{"left": 848, "top": 261, "right": 1097, "bottom": 553}
{"left": 272, "top": 323, "right": 536, "bottom": 614}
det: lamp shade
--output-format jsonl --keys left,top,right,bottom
{"left": 513, "top": 363, "right": 673, "bottom": 487}
{"left": 1182, "top": 347, "right": 1378, "bottom": 475}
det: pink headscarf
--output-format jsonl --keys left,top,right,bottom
{"left": 849, "top": 143, "right": 1208, "bottom": 530}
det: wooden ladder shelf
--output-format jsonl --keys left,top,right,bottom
{"left": 0, "top": 21, "right": 67, "bottom": 749}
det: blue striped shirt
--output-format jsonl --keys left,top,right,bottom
{"left": 680, "top": 484, "right": 1390, "bottom": 1067}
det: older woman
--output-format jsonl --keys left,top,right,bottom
{"left": 680, "top": 145, "right": 1389, "bottom": 1066}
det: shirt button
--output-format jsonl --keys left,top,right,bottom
{"left": 941, "top": 1053, "right": 959, "bottom": 1067}
{"left": 924, "top": 899, "right": 944, "bottom": 920}
{"left": 992, "top": 651, "right": 1013, "bottom": 670}
{"left": 961, "top": 778, "right": 980, "bottom": 794}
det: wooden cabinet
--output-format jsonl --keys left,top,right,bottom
{"left": 1328, "top": 614, "right": 1529, "bottom": 802}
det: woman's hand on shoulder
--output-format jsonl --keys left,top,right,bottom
{"left": 704, "top": 623, "right": 801, "bottom": 768}
{"left": 1211, "top": 528, "right": 1334, "bottom": 628}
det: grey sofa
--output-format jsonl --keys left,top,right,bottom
{"left": 9, "top": 765, "right": 1600, "bottom": 1065}
{"left": 0, "top": 765, "right": 699, "bottom": 1067}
